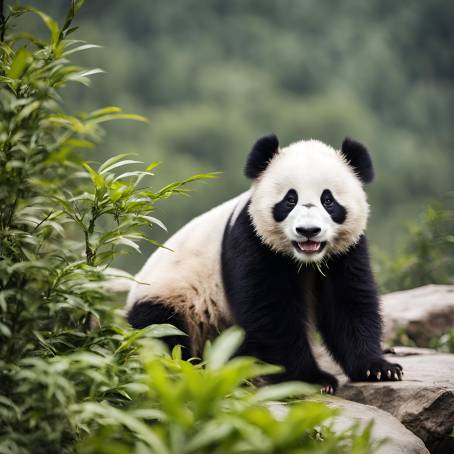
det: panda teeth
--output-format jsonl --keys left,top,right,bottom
{"left": 298, "top": 241, "right": 321, "bottom": 252}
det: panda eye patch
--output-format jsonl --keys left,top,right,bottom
{"left": 321, "top": 189, "right": 347, "bottom": 224}
{"left": 272, "top": 189, "right": 298, "bottom": 222}
{"left": 321, "top": 190, "right": 334, "bottom": 207}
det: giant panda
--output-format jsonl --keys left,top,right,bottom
{"left": 126, "top": 134, "right": 403, "bottom": 393}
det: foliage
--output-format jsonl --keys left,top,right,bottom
{"left": 387, "top": 328, "right": 416, "bottom": 350}
{"left": 392, "top": 324, "right": 454, "bottom": 354}
{"left": 77, "top": 328, "right": 376, "bottom": 454}
{"left": 0, "top": 4, "right": 377, "bottom": 454}
{"left": 430, "top": 330, "right": 454, "bottom": 354}
{"left": 377, "top": 195, "right": 454, "bottom": 293}
{"left": 0, "top": 3, "right": 205, "bottom": 451}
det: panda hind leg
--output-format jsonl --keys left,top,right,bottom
{"left": 127, "top": 299, "right": 191, "bottom": 359}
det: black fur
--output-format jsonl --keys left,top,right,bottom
{"left": 341, "top": 138, "right": 374, "bottom": 184}
{"left": 221, "top": 204, "right": 401, "bottom": 390}
{"left": 127, "top": 300, "right": 190, "bottom": 356}
{"left": 314, "top": 235, "right": 401, "bottom": 381}
{"left": 245, "top": 134, "right": 279, "bottom": 179}
{"left": 321, "top": 189, "right": 347, "bottom": 224}
{"left": 272, "top": 189, "right": 298, "bottom": 222}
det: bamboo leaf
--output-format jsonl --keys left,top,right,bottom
{"left": 26, "top": 7, "right": 60, "bottom": 45}
{"left": 7, "top": 47, "right": 32, "bottom": 79}
{"left": 205, "top": 327, "right": 244, "bottom": 370}
{"left": 63, "top": 43, "right": 101, "bottom": 56}
{"left": 138, "top": 215, "right": 167, "bottom": 231}
{"left": 82, "top": 162, "right": 105, "bottom": 189}
{"left": 99, "top": 160, "right": 143, "bottom": 175}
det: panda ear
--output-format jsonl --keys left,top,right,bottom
{"left": 245, "top": 134, "right": 280, "bottom": 179}
{"left": 341, "top": 137, "right": 374, "bottom": 183}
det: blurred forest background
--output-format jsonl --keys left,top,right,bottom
{"left": 21, "top": 0, "right": 454, "bottom": 282}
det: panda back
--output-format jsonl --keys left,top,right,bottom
{"left": 126, "top": 191, "right": 251, "bottom": 327}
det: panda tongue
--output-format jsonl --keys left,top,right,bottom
{"left": 300, "top": 241, "right": 320, "bottom": 252}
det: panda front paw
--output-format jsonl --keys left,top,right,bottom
{"left": 303, "top": 369, "right": 339, "bottom": 395}
{"left": 351, "top": 358, "right": 403, "bottom": 382}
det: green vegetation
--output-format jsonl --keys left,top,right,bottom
{"left": 392, "top": 326, "right": 454, "bottom": 354}
{"left": 78, "top": 328, "right": 376, "bottom": 454}
{"left": 430, "top": 329, "right": 454, "bottom": 354}
{"left": 0, "top": 4, "right": 377, "bottom": 453}
{"left": 377, "top": 194, "right": 454, "bottom": 292}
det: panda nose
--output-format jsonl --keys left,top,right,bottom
{"left": 296, "top": 226, "right": 321, "bottom": 238}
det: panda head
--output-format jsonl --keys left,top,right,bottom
{"left": 246, "top": 134, "right": 373, "bottom": 263}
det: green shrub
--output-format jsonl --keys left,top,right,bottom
{"left": 377, "top": 195, "right": 454, "bottom": 293}
{"left": 0, "top": 3, "right": 376, "bottom": 453}
{"left": 76, "top": 328, "right": 376, "bottom": 454}
{"left": 430, "top": 329, "right": 454, "bottom": 353}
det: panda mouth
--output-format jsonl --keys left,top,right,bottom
{"left": 293, "top": 240, "right": 326, "bottom": 255}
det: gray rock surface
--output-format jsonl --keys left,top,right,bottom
{"left": 268, "top": 398, "right": 429, "bottom": 454}
{"left": 327, "top": 398, "right": 429, "bottom": 454}
{"left": 382, "top": 285, "right": 454, "bottom": 345}
{"left": 334, "top": 347, "right": 454, "bottom": 454}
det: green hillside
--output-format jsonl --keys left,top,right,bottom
{"left": 23, "top": 0, "right": 454, "bottom": 273}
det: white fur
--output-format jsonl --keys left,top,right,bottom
{"left": 248, "top": 139, "right": 369, "bottom": 262}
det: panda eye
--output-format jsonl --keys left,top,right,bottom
{"left": 286, "top": 196, "right": 297, "bottom": 206}
{"left": 323, "top": 197, "right": 333, "bottom": 207}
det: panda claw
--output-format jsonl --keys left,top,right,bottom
{"left": 366, "top": 370, "right": 371, "bottom": 378}
{"left": 376, "top": 371, "right": 381, "bottom": 380}
{"left": 387, "top": 370, "right": 392, "bottom": 379}
{"left": 320, "top": 385, "right": 334, "bottom": 395}
{"left": 394, "top": 372, "right": 399, "bottom": 381}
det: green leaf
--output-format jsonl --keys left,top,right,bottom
{"left": 0, "top": 323, "right": 12, "bottom": 338}
{"left": 7, "top": 47, "right": 32, "bottom": 79}
{"left": 77, "top": 403, "right": 169, "bottom": 454}
{"left": 16, "top": 101, "right": 41, "bottom": 122}
{"left": 0, "top": 75, "right": 16, "bottom": 85}
{"left": 143, "top": 324, "right": 187, "bottom": 339}
{"left": 99, "top": 153, "right": 136, "bottom": 172}
{"left": 63, "top": 43, "right": 101, "bottom": 56}
{"left": 138, "top": 215, "right": 167, "bottom": 231}
{"left": 82, "top": 162, "right": 105, "bottom": 189}
{"left": 186, "top": 421, "right": 234, "bottom": 451}
{"left": 205, "top": 326, "right": 244, "bottom": 370}
{"left": 114, "top": 171, "right": 154, "bottom": 181}
{"left": 67, "top": 68, "right": 104, "bottom": 86}
{"left": 146, "top": 161, "right": 161, "bottom": 171}
{"left": 100, "top": 160, "right": 143, "bottom": 175}
{"left": 86, "top": 106, "right": 122, "bottom": 120}
{"left": 113, "top": 237, "right": 141, "bottom": 252}
{"left": 250, "top": 382, "right": 316, "bottom": 403}
{"left": 26, "top": 7, "right": 60, "bottom": 45}
{"left": 87, "top": 113, "right": 149, "bottom": 124}
{"left": 61, "top": 0, "right": 85, "bottom": 36}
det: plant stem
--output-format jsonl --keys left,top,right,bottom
{"left": 0, "top": 0, "right": 5, "bottom": 41}
{"left": 84, "top": 205, "right": 98, "bottom": 266}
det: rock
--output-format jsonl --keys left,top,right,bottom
{"left": 268, "top": 398, "right": 429, "bottom": 454}
{"left": 327, "top": 398, "right": 429, "bottom": 454}
{"left": 382, "top": 285, "right": 454, "bottom": 345}
{"left": 335, "top": 347, "right": 454, "bottom": 454}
